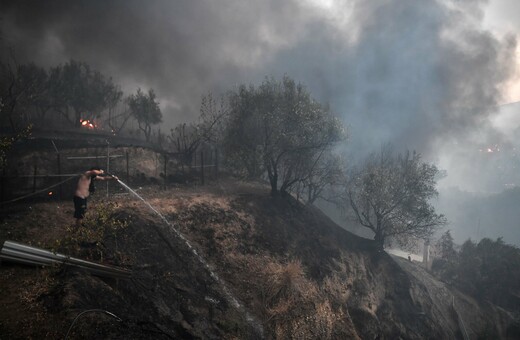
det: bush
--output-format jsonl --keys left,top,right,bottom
{"left": 52, "top": 201, "right": 130, "bottom": 265}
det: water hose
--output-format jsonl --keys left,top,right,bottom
{"left": 65, "top": 309, "right": 122, "bottom": 340}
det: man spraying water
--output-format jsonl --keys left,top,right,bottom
{"left": 73, "top": 167, "right": 118, "bottom": 227}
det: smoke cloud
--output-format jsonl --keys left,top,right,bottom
{"left": 1, "top": 0, "right": 518, "bottom": 241}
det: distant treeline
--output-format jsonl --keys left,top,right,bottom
{"left": 433, "top": 231, "right": 520, "bottom": 312}
{"left": 0, "top": 58, "right": 165, "bottom": 141}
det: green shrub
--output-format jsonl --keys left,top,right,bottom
{"left": 53, "top": 201, "right": 130, "bottom": 264}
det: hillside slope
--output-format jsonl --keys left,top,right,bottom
{"left": 0, "top": 180, "right": 514, "bottom": 338}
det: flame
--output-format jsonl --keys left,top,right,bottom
{"left": 79, "top": 118, "right": 96, "bottom": 129}
{"left": 48, "top": 191, "right": 53, "bottom": 196}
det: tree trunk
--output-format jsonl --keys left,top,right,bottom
{"left": 270, "top": 173, "right": 278, "bottom": 196}
{"left": 372, "top": 216, "right": 386, "bottom": 248}
{"left": 266, "top": 160, "right": 278, "bottom": 196}
{"left": 144, "top": 125, "right": 151, "bottom": 142}
{"left": 374, "top": 230, "right": 384, "bottom": 249}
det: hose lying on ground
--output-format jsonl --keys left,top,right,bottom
{"left": 65, "top": 309, "right": 122, "bottom": 340}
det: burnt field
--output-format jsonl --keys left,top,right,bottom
{"left": 1, "top": 180, "right": 515, "bottom": 339}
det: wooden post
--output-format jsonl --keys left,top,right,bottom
{"left": 200, "top": 151, "right": 204, "bottom": 185}
{"left": 57, "top": 154, "right": 62, "bottom": 199}
{"left": 32, "top": 161, "right": 37, "bottom": 193}
{"left": 126, "top": 151, "right": 129, "bottom": 182}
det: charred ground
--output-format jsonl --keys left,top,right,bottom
{"left": 0, "top": 180, "right": 516, "bottom": 339}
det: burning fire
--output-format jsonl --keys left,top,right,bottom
{"left": 80, "top": 118, "right": 96, "bottom": 129}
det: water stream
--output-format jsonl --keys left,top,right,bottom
{"left": 116, "top": 179, "right": 263, "bottom": 336}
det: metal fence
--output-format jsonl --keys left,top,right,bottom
{"left": 0, "top": 140, "right": 219, "bottom": 204}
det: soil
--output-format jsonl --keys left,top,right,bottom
{"left": 0, "top": 179, "right": 515, "bottom": 339}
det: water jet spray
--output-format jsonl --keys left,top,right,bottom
{"left": 114, "top": 178, "right": 264, "bottom": 337}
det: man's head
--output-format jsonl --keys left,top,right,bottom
{"left": 89, "top": 167, "right": 104, "bottom": 181}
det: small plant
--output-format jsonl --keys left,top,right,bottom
{"left": 53, "top": 201, "right": 130, "bottom": 264}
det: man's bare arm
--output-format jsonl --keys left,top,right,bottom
{"left": 94, "top": 174, "right": 119, "bottom": 181}
{"left": 85, "top": 169, "right": 105, "bottom": 177}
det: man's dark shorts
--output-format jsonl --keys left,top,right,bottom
{"left": 73, "top": 196, "right": 87, "bottom": 219}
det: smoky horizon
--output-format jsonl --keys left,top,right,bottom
{"left": 1, "top": 0, "right": 519, "bottom": 245}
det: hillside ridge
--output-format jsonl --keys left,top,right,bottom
{"left": 0, "top": 181, "right": 514, "bottom": 338}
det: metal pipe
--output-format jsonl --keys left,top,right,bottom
{"left": 0, "top": 254, "right": 46, "bottom": 266}
{"left": 2, "top": 241, "right": 130, "bottom": 274}
{"left": 1, "top": 241, "right": 131, "bottom": 279}
{"left": 0, "top": 252, "right": 131, "bottom": 279}
{"left": 1, "top": 249, "right": 131, "bottom": 279}
{"left": 1, "top": 251, "right": 130, "bottom": 279}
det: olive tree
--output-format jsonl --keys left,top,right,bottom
{"left": 0, "top": 60, "right": 47, "bottom": 131}
{"left": 223, "top": 76, "right": 345, "bottom": 196}
{"left": 49, "top": 60, "right": 120, "bottom": 127}
{"left": 347, "top": 147, "right": 447, "bottom": 248}
{"left": 127, "top": 88, "right": 162, "bottom": 142}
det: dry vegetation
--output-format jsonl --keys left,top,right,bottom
{"left": 1, "top": 180, "right": 516, "bottom": 339}
{"left": 242, "top": 258, "right": 355, "bottom": 339}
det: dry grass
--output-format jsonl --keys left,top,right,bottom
{"left": 322, "top": 273, "right": 351, "bottom": 306}
{"left": 0, "top": 182, "right": 363, "bottom": 339}
{"left": 230, "top": 255, "right": 359, "bottom": 340}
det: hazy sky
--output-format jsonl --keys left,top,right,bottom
{"left": 483, "top": 0, "right": 520, "bottom": 102}
{"left": 1, "top": 0, "right": 519, "bottom": 192}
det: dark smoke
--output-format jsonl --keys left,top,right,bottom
{"left": 1, "top": 1, "right": 515, "bottom": 147}
{"left": 0, "top": 0, "right": 317, "bottom": 124}
{"left": 1, "top": 0, "right": 518, "bottom": 242}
